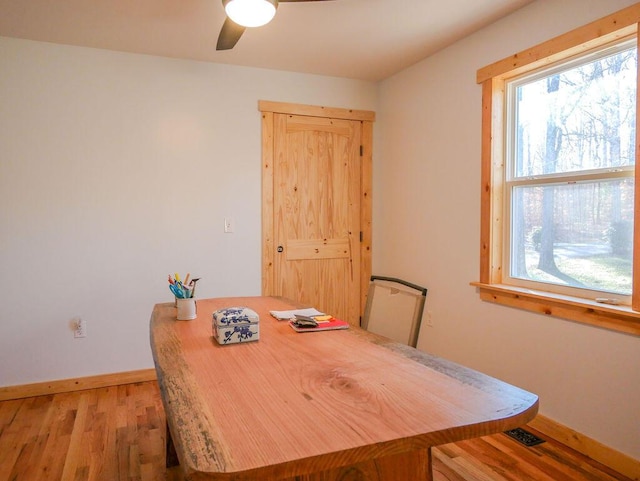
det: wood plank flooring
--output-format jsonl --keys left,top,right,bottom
{"left": 0, "top": 381, "right": 632, "bottom": 481}
{"left": 0, "top": 381, "right": 164, "bottom": 481}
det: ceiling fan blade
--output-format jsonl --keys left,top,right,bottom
{"left": 216, "top": 17, "right": 246, "bottom": 51}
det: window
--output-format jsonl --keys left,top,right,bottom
{"left": 474, "top": 5, "right": 640, "bottom": 335}
{"left": 507, "top": 41, "right": 636, "bottom": 301}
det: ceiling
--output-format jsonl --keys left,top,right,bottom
{"left": 0, "top": 0, "right": 534, "bottom": 81}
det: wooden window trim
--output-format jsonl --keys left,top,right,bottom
{"left": 474, "top": 5, "right": 640, "bottom": 337}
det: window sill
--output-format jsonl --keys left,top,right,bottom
{"left": 471, "top": 282, "right": 640, "bottom": 336}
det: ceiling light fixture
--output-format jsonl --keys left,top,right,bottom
{"left": 223, "top": 0, "right": 278, "bottom": 28}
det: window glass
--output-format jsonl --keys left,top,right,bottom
{"left": 512, "top": 45, "right": 637, "bottom": 178}
{"left": 506, "top": 41, "right": 636, "bottom": 299}
{"left": 510, "top": 179, "right": 634, "bottom": 295}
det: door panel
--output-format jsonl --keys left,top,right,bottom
{"left": 285, "top": 238, "right": 350, "bottom": 261}
{"left": 260, "top": 101, "right": 375, "bottom": 326}
{"left": 273, "top": 114, "right": 361, "bottom": 323}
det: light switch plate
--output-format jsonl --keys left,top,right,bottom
{"left": 224, "top": 217, "right": 234, "bottom": 233}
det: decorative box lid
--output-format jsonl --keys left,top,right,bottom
{"left": 213, "top": 307, "right": 260, "bottom": 327}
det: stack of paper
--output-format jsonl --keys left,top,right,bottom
{"left": 269, "top": 308, "right": 324, "bottom": 320}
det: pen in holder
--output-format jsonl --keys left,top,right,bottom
{"left": 168, "top": 273, "right": 201, "bottom": 320}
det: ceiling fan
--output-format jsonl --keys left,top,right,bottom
{"left": 217, "top": 0, "right": 334, "bottom": 51}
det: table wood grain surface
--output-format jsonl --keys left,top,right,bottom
{"left": 150, "top": 297, "right": 538, "bottom": 481}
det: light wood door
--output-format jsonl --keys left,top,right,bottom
{"left": 260, "top": 101, "right": 375, "bottom": 325}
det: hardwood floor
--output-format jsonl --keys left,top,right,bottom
{"left": 0, "top": 381, "right": 632, "bottom": 481}
{"left": 433, "top": 435, "right": 631, "bottom": 481}
{"left": 0, "top": 382, "right": 165, "bottom": 481}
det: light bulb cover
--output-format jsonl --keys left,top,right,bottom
{"left": 224, "top": 0, "right": 277, "bottom": 28}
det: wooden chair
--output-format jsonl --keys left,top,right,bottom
{"left": 362, "top": 276, "right": 428, "bottom": 348}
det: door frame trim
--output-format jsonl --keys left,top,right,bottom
{"left": 259, "top": 100, "right": 375, "bottom": 318}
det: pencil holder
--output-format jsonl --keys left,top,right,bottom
{"left": 176, "top": 298, "right": 197, "bottom": 321}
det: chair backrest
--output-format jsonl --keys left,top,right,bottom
{"left": 362, "top": 276, "right": 427, "bottom": 348}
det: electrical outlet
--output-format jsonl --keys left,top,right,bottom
{"left": 73, "top": 317, "right": 86, "bottom": 338}
{"left": 425, "top": 311, "right": 433, "bottom": 327}
{"left": 224, "top": 217, "right": 234, "bottom": 233}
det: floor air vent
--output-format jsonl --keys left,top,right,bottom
{"left": 504, "top": 427, "right": 546, "bottom": 447}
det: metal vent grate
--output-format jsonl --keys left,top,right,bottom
{"left": 504, "top": 427, "right": 546, "bottom": 447}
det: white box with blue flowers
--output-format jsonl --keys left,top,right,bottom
{"left": 212, "top": 307, "right": 260, "bottom": 345}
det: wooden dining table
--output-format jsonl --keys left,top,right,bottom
{"left": 149, "top": 296, "right": 538, "bottom": 481}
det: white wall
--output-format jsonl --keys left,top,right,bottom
{"left": 0, "top": 37, "right": 377, "bottom": 386}
{"left": 377, "top": 0, "right": 640, "bottom": 460}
